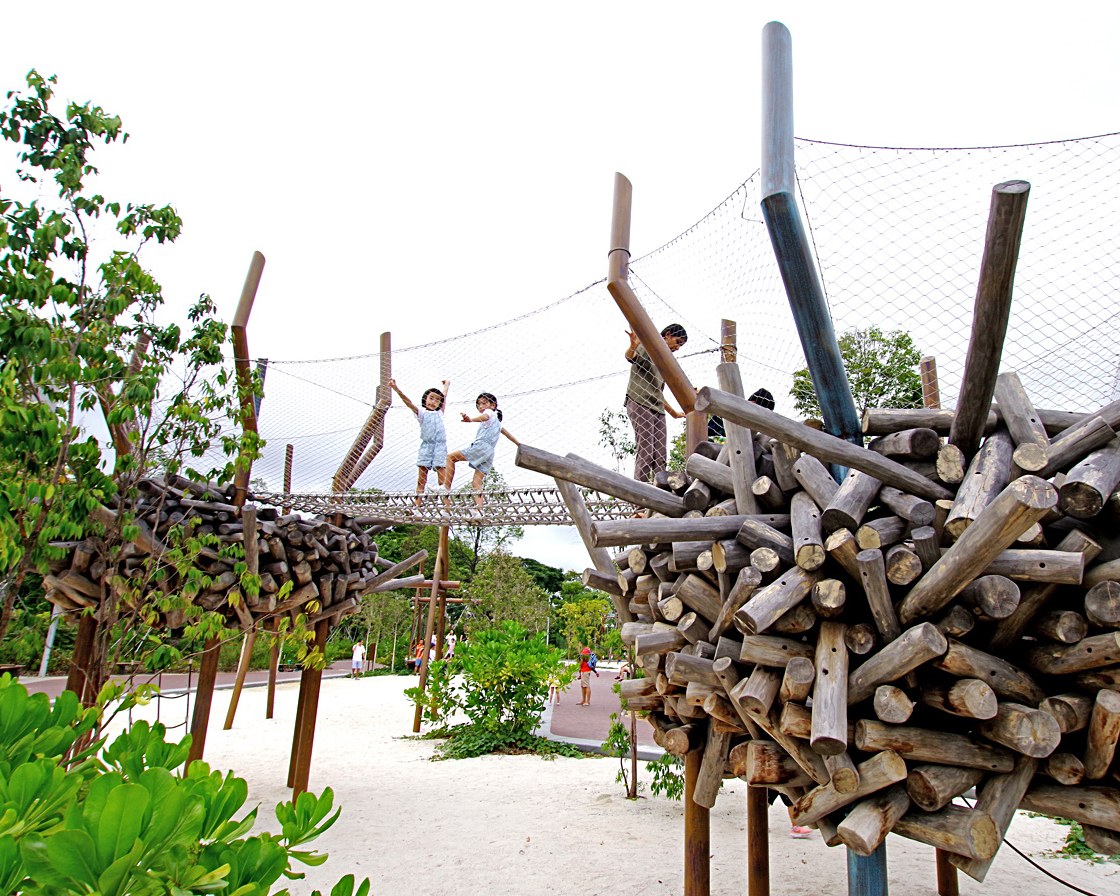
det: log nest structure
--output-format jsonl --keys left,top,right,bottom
{"left": 43, "top": 473, "right": 426, "bottom": 635}
{"left": 519, "top": 387, "right": 1120, "bottom": 880}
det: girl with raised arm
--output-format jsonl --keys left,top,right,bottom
{"left": 389, "top": 377, "right": 450, "bottom": 507}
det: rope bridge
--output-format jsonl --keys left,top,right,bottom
{"left": 254, "top": 486, "right": 641, "bottom": 527}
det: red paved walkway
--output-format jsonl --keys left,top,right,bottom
{"left": 549, "top": 667, "right": 657, "bottom": 748}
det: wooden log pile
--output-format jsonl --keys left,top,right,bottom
{"left": 525, "top": 380, "right": 1120, "bottom": 880}
{"left": 44, "top": 474, "right": 425, "bottom": 633}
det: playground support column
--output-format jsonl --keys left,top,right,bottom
{"left": 413, "top": 525, "right": 449, "bottom": 733}
{"left": 924, "top": 353, "right": 958, "bottom": 896}
{"left": 847, "top": 842, "right": 888, "bottom": 896}
{"left": 65, "top": 611, "right": 96, "bottom": 703}
{"left": 948, "top": 181, "right": 1031, "bottom": 457}
{"left": 721, "top": 320, "right": 737, "bottom": 363}
{"left": 608, "top": 172, "right": 632, "bottom": 282}
{"left": 283, "top": 444, "right": 294, "bottom": 515}
{"left": 747, "top": 785, "right": 770, "bottom": 896}
{"left": 232, "top": 251, "right": 266, "bottom": 509}
{"left": 920, "top": 357, "right": 941, "bottom": 410}
{"left": 291, "top": 619, "right": 329, "bottom": 797}
{"left": 266, "top": 618, "right": 279, "bottom": 719}
{"left": 224, "top": 504, "right": 259, "bottom": 730}
{"left": 186, "top": 636, "right": 222, "bottom": 769}
{"left": 684, "top": 749, "right": 710, "bottom": 896}
{"left": 760, "top": 22, "right": 860, "bottom": 449}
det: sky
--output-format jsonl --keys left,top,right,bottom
{"left": 4, "top": 0, "right": 1120, "bottom": 571}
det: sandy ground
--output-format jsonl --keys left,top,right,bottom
{"left": 107, "top": 675, "right": 1120, "bottom": 896}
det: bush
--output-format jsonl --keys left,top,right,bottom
{"left": 0, "top": 675, "right": 368, "bottom": 896}
{"left": 406, "top": 621, "right": 579, "bottom": 759}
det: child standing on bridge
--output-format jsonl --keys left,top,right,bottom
{"left": 389, "top": 378, "right": 450, "bottom": 508}
{"left": 441, "top": 392, "right": 519, "bottom": 518}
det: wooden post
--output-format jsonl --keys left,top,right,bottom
{"left": 231, "top": 251, "right": 266, "bottom": 508}
{"left": 222, "top": 628, "right": 256, "bottom": 730}
{"left": 608, "top": 172, "right": 632, "bottom": 282}
{"left": 282, "top": 444, "right": 294, "bottom": 514}
{"left": 747, "top": 785, "right": 770, "bottom": 896}
{"left": 920, "top": 357, "right": 940, "bottom": 409}
{"left": 949, "top": 181, "right": 1031, "bottom": 457}
{"left": 266, "top": 619, "right": 279, "bottom": 719}
{"left": 65, "top": 612, "right": 97, "bottom": 703}
{"left": 684, "top": 747, "right": 710, "bottom": 896}
{"left": 292, "top": 619, "right": 329, "bottom": 797}
{"left": 413, "top": 525, "right": 449, "bottom": 733}
{"left": 847, "top": 843, "right": 888, "bottom": 896}
{"left": 333, "top": 333, "right": 392, "bottom": 492}
{"left": 760, "top": 25, "right": 860, "bottom": 448}
{"left": 224, "top": 504, "right": 259, "bottom": 730}
{"left": 287, "top": 662, "right": 309, "bottom": 787}
{"left": 186, "top": 636, "right": 221, "bottom": 769}
{"left": 721, "top": 319, "right": 737, "bottom": 364}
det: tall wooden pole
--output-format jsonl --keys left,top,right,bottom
{"left": 282, "top": 444, "right": 294, "bottom": 514}
{"left": 292, "top": 620, "right": 329, "bottom": 797}
{"left": 186, "top": 637, "right": 222, "bottom": 769}
{"left": 847, "top": 842, "right": 888, "bottom": 896}
{"left": 222, "top": 628, "right": 256, "bottom": 730}
{"left": 721, "top": 320, "right": 737, "bottom": 364}
{"left": 608, "top": 172, "right": 632, "bottom": 283}
{"left": 232, "top": 251, "right": 266, "bottom": 509}
{"left": 760, "top": 21, "right": 860, "bottom": 449}
{"left": 747, "top": 786, "right": 770, "bottom": 896}
{"left": 684, "top": 749, "right": 710, "bottom": 896}
{"left": 920, "top": 357, "right": 941, "bottom": 410}
{"left": 928, "top": 359, "right": 957, "bottom": 896}
{"left": 949, "top": 181, "right": 1031, "bottom": 457}
{"left": 266, "top": 619, "right": 279, "bottom": 719}
{"left": 413, "top": 526, "right": 449, "bottom": 732}
{"left": 65, "top": 612, "right": 97, "bottom": 703}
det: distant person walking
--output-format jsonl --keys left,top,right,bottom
{"left": 576, "top": 647, "right": 599, "bottom": 705}
{"left": 350, "top": 641, "right": 366, "bottom": 679}
{"left": 624, "top": 325, "right": 687, "bottom": 482}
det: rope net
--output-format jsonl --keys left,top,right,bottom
{"left": 239, "top": 133, "right": 1120, "bottom": 511}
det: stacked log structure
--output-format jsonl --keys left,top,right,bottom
{"left": 520, "top": 380, "right": 1120, "bottom": 880}
{"left": 44, "top": 474, "right": 421, "bottom": 636}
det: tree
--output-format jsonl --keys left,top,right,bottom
{"left": 461, "top": 550, "right": 550, "bottom": 635}
{"left": 0, "top": 72, "right": 262, "bottom": 679}
{"left": 790, "top": 326, "right": 924, "bottom": 419}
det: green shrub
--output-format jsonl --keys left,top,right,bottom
{"left": 406, "top": 621, "right": 579, "bottom": 759}
{"left": 647, "top": 752, "right": 684, "bottom": 801}
{"left": 0, "top": 675, "right": 367, "bottom": 896}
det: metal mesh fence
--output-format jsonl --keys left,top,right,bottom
{"left": 241, "top": 133, "right": 1120, "bottom": 498}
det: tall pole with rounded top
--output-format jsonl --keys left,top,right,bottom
{"left": 760, "top": 22, "right": 861, "bottom": 452}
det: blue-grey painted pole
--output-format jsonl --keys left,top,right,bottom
{"left": 761, "top": 21, "right": 861, "bottom": 451}
{"left": 847, "top": 843, "right": 888, "bottom": 896}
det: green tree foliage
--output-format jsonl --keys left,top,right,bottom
{"left": 552, "top": 572, "right": 618, "bottom": 656}
{"left": 519, "top": 557, "right": 563, "bottom": 596}
{"left": 0, "top": 72, "right": 261, "bottom": 664}
{"left": 461, "top": 551, "right": 549, "bottom": 635}
{"left": 790, "top": 326, "right": 924, "bottom": 419}
{"left": 406, "top": 621, "right": 575, "bottom": 759}
{"left": 0, "top": 675, "right": 366, "bottom": 896}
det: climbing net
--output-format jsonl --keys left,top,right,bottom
{"left": 237, "top": 133, "right": 1120, "bottom": 517}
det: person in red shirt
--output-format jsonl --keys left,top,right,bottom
{"left": 576, "top": 647, "right": 599, "bottom": 705}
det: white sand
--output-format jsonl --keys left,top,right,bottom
{"left": 114, "top": 676, "right": 1119, "bottom": 895}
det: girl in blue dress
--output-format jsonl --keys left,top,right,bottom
{"left": 389, "top": 377, "right": 450, "bottom": 507}
{"left": 441, "top": 392, "right": 519, "bottom": 517}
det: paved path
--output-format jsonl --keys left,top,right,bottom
{"left": 17, "top": 661, "right": 661, "bottom": 757}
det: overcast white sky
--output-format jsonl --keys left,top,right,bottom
{"left": 4, "top": 1, "right": 1119, "bottom": 570}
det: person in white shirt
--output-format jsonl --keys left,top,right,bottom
{"left": 351, "top": 641, "right": 366, "bottom": 678}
